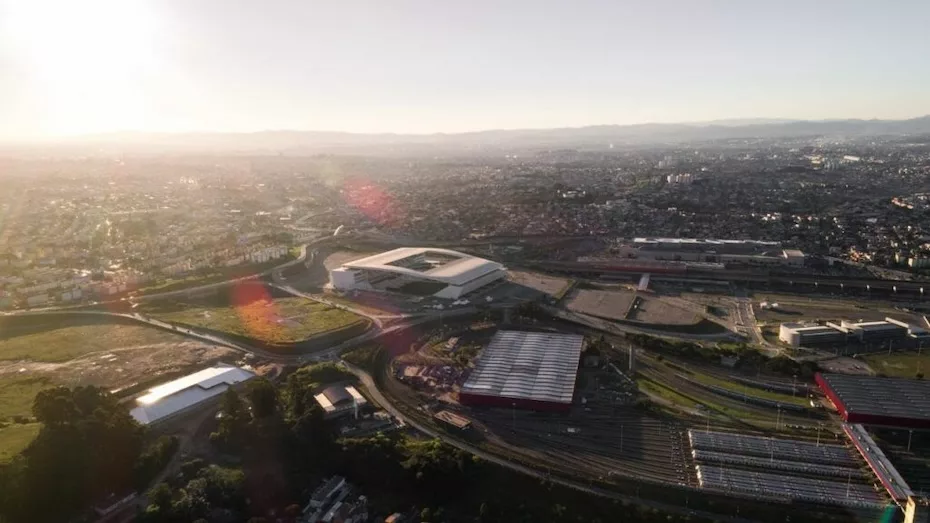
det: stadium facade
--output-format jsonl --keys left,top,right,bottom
{"left": 459, "top": 330, "right": 584, "bottom": 412}
{"left": 329, "top": 247, "right": 506, "bottom": 299}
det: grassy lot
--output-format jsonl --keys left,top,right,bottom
{"left": 637, "top": 378, "right": 699, "bottom": 409}
{"left": 0, "top": 324, "right": 184, "bottom": 363}
{"left": 0, "top": 375, "right": 54, "bottom": 420}
{"left": 156, "top": 297, "right": 365, "bottom": 344}
{"left": 687, "top": 369, "right": 809, "bottom": 407}
{"left": 864, "top": 352, "right": 930, "bottom": 378}
{"left": 0, "top": 423, "right": 41, "bottom": 462}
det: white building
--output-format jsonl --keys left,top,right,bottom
{"left": 329, "top": 247, "right": 506, "bottom": 299}
{"left": 778, "top": 323, "right": 847, "bottom": 347}
{"left": 129, "top": 364, "right": 256, "bottom": 425}
{"left": 314, "top": 385, "right": 368, "bottom": 419}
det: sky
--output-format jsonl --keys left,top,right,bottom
{"left": 1, "top": 0, "right": 929, "bottom": 138}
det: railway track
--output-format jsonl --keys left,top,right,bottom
{"left": 472, "top": 408, "right": 687, "bottom": 484}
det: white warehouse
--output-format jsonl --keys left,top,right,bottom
{"left": 329, "top": 247, "right": 506, "bottom": 299}
{"left": 129, "top": 364, "right": 256, "bottom": 426}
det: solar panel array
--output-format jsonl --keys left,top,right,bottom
{"left": 460, "top": 331, "right": 584, "bottom": 404}
{"left": 691, "top": 449, "right": 860, "bottom": 479}
{"left": 689, "top": 430, "right": 855, "bottom": 466}
{"left": 696, "top": 465, "right": 884, "bottom": 509}
{"left": 820, "top": 373, "right": 930, "bottom": 422}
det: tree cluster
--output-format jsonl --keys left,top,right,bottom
{"left": 0, "top": 386, "right": 162, "bottom": 523}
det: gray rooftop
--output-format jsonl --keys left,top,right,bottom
{"left": 821, "top": 374, "right": 930, "bottom": 421}
{"left": 461, "top": 330, "right": 584, "bottom": 404}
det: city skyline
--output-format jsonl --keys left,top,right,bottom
{"left": 1, "top": 0, "right": 929, "bottom": 138}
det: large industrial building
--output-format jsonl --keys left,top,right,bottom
{"left": 779, "top": 323, "right": 847, "bottom": 347}
{"left": 129, "top": 364, "right": 256, "bottom": 425}
{"left": 329, "top": 247, "right": 507, "bottom": 299}
{"left": 816, "top": 373, "right": 930, "bottom": 429}
{"left": 779, "top": 317, "right": 919, "bottom": 347}
{"left": 619, "top": 238, "right": 805, "bottom": 266}
{"left": 459, "top": 330, "right": 584, "bottom": 412}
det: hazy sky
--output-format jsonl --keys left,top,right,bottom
{"left": 1, "top": 0, "right": 928, "bottom": 137}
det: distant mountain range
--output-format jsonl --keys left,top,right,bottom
{"left": 37, "top": 116, "right": 930, "bottom": 154}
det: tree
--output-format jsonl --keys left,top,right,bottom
{"left": 247, "top": 377, "right": 278, "bottom": 419}
{"left": 32, "top": 387, "right": 79, "bottom": 426}
{"left": 1, "top": 386, "right": 144, "bottom": 523}
{"left": 148, "top": 482, "right": 173, "bottom": 513}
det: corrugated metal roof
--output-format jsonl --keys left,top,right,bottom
{"left": 461, "top": 330, "right": 584, "bottom": 405}
{"left": 130, "top": 364, "right": 256, "bottom": 425}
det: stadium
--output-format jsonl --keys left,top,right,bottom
{"left": 329, "top": 247, "right": 507, "bottom": 299}
{"left": 816, "top": 373, "right": 930, "bottom": 429}
{"left": 459, "top": 330, "right": 584, "bottom": 412}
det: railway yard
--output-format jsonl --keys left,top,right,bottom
{"left": 369, "top": 279, "right": 930, "bottom": 521}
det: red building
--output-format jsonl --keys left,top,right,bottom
{"left": 459, "top": 330, "right": 584, "bottom": 413}
{"left": 816, "top": 373, "right": 930, "bottom": 429}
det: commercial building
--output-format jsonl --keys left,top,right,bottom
{"left": 778, "top": 323, "right": 847, "bottom": 347}
{"left": 313, "top": 385, "right": 368, "bottom": 419}
{"left": 459, "top": 330, "right": 584, "bottom": 412}
{"left": 624, "top": 238, "right": 804, "bottom": 266}
{"left": 129, "top": 364, "right": 256, "bottom": 426}
{"left": 816, "top": 373, "right": 930, "bottom": 429}
{"left": 839, "top": 319, "right": 909, "bottom": 342}
{"left": 329, "top": 247, "right": 506, "bottom": 299}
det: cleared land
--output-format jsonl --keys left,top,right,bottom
{"left": 154, "top": 296, "right": 365, "bottom": 344}
{"left": 508, "top": 270, "right": 571, "bottom": 297}
{"left": 0, "top": 324, "right": 190, "bottom": 363}
{"left": 628, "top": 296, "right": 701, "bottom": 325}
{"left": 566, "top": 289, "right": 635, "bottom": 320}
{"left": 864, "top": 352, "right": 930, "bottom": 378}
{"left": 753, "top": 293, "right": 922, "bottom": 324}
{"left": 0, "top": 323, "right": 237, "bottom": 461}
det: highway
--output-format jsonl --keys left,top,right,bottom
{"left": 340, "top": 359, "right": 763, "bottom": 523}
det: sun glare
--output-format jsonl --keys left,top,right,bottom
{"left": 3, "top": 0, "right": 161, "bottom": 135}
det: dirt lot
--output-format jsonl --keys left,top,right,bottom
{"left": 508, "top": 270, "right": 571, "bottom": 297}
{"left": 628, "top": 296, "right": 700, "bottom": 325}
{"left": 0, "top": 339, "right": 237, "bottom": 392}
{"left": 566, "top": 289, "right": 636, "bottom": 320}
{"left": 752, "top": 293, "right": 923, "bottom": 325}
{"left": 323, "top": 250, "right": 377, "bottom": 271}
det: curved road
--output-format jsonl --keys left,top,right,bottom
{"left": 340, "top": 359, "right": 762, "bottom": 523}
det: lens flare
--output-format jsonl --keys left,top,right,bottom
{"left": 342, "top": 179, "right": 405, "bottom": 227}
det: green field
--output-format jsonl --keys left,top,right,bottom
{"left": 156, "top": 297, "right": 366, "bottom": 344}
{"left": 864, "top": 352, "right": 930, "bottom": 378}
{"left": 0, "top": 324, "right": 185, "bottom": 363}
{"left": 0, "top": 376, "right": 58, "bottom": 460}
{"left": 0, "top": 423, "right": 41, "bottom": 462}
{"left": 0, "top": 375, "right": 54, "bottom": 421}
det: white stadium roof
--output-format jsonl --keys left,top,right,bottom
{"left": 130, "top": 364, "right": 256, "bottom": 425}
{"left": 341, "top": 247, "right": 503, "bottom": 286}
{"left": 461, "top": 330, "right": 584, "bottom": 405}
